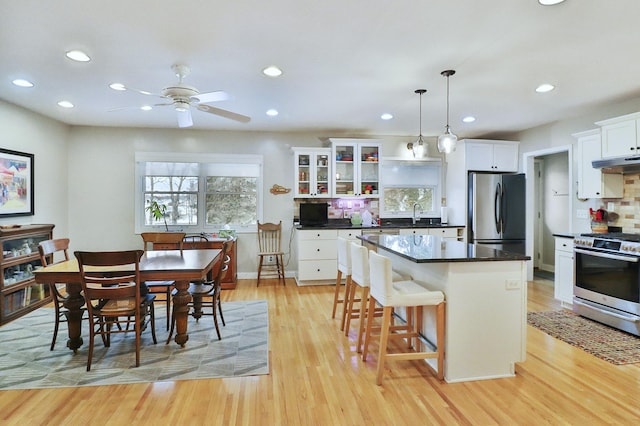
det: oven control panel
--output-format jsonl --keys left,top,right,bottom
{"left": 574, "top": 236, "right": 640, "bottom": 255}
{"left": 620, "top": 242, "right": 640, "bottom": 254}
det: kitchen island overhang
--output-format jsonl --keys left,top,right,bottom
{"left": 358, "top": 233, "right": 530, "bottom": 383}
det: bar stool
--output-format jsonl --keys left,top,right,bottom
{"left": 344, "top": 242, "right": 383, "bottom": 353}
{"left": 362, "top": 250, "right": 446, "bottom": 385}
{"left": 332, "top": 237, "right": 354, "bottom": 330}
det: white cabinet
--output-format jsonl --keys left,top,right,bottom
{"left": 398, "top": 227, "right": 461, "bottom": 239}
{"left": 293, "top": 148, "right": 332, "bottom": 198}
{"left": 330, "top": 138, "right": 381, "bottom": 198}
{"left": 465, "top": 140, "right": 519, "bottom": 172}
{"left": 595, "top": 112, "right": 640, "bottom": 158}
{"left": 554, "top": 236, "right": 574, "bottom": 306}
{"left": 574, "top": 129, "right": 623, "bottom": 199}
{"left": 296, "top": 229, "right": 339, "bottom": 285}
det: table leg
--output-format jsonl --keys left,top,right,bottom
{"left": 64, "top": 283, "right": 84, "bottom": 352}
{"left": 172, "top": 279, "right": 192, "bottom": 347}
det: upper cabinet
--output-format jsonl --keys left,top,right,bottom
{"left": 329, "top": 138, "right": 381, "bottom": 198}
{"left": 464, "top": 140, "right": 519, "bottom": 172}
{"left": 573, "top": 129, "right": 623, "bottom": 199}
{"left": 596, "top": 112, "right": 640, "bottom": 159}
{"left": 293, "top": 148, "right": 332, "bottom": 198}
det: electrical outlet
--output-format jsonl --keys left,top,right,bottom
{"left": 576, "top": 209, "right": 589, "bottom": 219}
{"left": 505, "top": 280, "right": 520, "bottom": 290}
{"left": 268, "top": 255, "right": 274, "bottom": 262}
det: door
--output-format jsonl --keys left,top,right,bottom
{"left": 501, "top": 173, "right": 526, "bottom": 240}
{"left": 470, "top": 173, "right": 502, "bottom": 241}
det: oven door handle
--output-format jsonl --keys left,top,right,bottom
{"left": 574, "top": 248, "right": 639, "bottom": 263}
{"left": 574, "top": 299, "right": 640, "bottom": 322}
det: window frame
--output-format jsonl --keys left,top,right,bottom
{"left": 134, "top": 152, "right": 263, "bottom": 234}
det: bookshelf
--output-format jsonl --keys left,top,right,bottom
{"left": 0, "top": 224, "right": 54, "bottom": 325}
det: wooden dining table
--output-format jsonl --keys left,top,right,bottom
{"left": 33, "top": 249, "right": 222, "bottom": 350}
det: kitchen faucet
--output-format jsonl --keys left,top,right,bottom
{"left": 413, "top": 203, "right": 421, "bottom": 225}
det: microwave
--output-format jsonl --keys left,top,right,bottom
{"left": 299, "top": 203, "right": 328, "bottom": 227}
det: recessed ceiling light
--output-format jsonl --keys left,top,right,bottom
{"left": 262, "top": 66, "right": 283, "bottom": 77}
{"left": 539, "top": 0, "right": 566, "bottom": 5}
{"left": 109, "top": 83, "right": 126, "bottom": 91}
{"left": 57, "top": 100, "right": 74, "bottom": 108}
{"left": 462, "top": 116, "right": 476, "bottom": 123}
{"left": 12, "top": 78, "right": 34, "bottom": 87}
{"left": 536, "top": 83, "right": 555, "bottom": 93}
{"left": 65, "top": 50, "right": 91, "bottom": 62}
{"left": 140, "top": 105, "right": 152, "bottom": 111}
{"left": 266, "top": 109, "right": 279, "bottom": 116}
{"left": 380, "top": 113, "right": 393, "bottom": 120}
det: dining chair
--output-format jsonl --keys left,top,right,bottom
{"left": 75, "top": 249, "right": 157, "bottom": 371}
{"left": 257, "top": 221, "right": 285, "bottom": 286}
{"left": 166, "top": 239, "right": 233, "bottom": 342}
{"left": 362, "top": 250, "right": 446, "bottom": 385}
{"left": 140, "top": 232, "right": 186, "bottom": 329}
{"left": 38, "top": 238, "right": 87, "bottom": 351}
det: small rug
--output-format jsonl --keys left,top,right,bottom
{"left": 0, "top": 300, "right": 269, "bottom": 390}
{"left": 527, "top": 310, "right": 640, "bottom": 365}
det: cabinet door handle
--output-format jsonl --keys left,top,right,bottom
{"left": 316, "top": 248, "right": 320, "bottom": 252}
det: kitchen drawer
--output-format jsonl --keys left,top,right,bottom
{"left": 297, "top": 229, "right": 338, "bottom": 240}
{"left": 338, "top": 229, "right": 361, "bottom": 240}
{"left": 555, "top": 237, "right": 573, "bottom": 253}
{"left": 299, "top": 239, "right": 338, "bottom": 260}
{"left": 298, "top": 259, "right": 337, "bottom": 280}
{"left": 429, "top": 228, "right": 459, "bottom": 238}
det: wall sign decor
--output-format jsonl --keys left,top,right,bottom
{"left": 270, "top": 184, "right": 291, "bottom": 195}
{"left": 0, "top": 148, "right": 34, "bottom": 217}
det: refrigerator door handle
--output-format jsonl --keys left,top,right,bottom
{"left": 494, "top": 182, "right": 501, "bottom": 234}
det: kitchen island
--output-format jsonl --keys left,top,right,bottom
{"left": 359, "top": 233, "right": 530, "bottom": 383}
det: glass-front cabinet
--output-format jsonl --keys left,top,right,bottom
{"left": 330, "top": 139, "right": 381, "bottom": 198}
{"left": 1, "top": 224, "right": 54, "bottom": 325}
{"left": 293, "top": 148, "right": 332, "bottom": 198}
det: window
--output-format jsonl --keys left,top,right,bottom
{"left": 380, "top": 161, "right": 441, "bottom": 217}
{"left": 135, "top": 153, "right": 262, "bottom": 233}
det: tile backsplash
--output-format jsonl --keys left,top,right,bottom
{"left": 606, "top": 173, "right": 640, "bottom": 231}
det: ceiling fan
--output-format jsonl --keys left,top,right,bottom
{"left": 114, "top": 63, "right": 251, "bottom": 128}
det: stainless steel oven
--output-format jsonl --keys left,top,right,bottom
{"left": 573, "top": 233, "right": 640, "bottom": 336}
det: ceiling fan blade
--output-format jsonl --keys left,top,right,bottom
{"left": 197, "top": 104, "right": 251, "bottom": 123}
{"left": 176, "top": 108, "right": 193, "bottom": 128}
{"left": 123, "top": 85, "right": 164, "bottom": 98}
{"left": 192, "top": 90, "right": 229, "bottom": 104}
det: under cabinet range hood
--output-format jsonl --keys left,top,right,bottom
{"left": 592, "top": 156, "right": 640, "bottom": 174}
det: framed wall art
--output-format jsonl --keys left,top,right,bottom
{"left": 0, "top": 148, "right": 34, "bottom": 217}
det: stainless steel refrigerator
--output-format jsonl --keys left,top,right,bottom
{"left": 467, "top": 172, "right": 526, "bottom": 255}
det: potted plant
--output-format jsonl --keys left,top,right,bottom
{"left": 146, "top": 200, "right": 169, "bottom": 231}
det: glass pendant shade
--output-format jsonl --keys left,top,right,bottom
{"left": 438, "top": 70, "right": 457, "bottom": 154}
{"left": 437, "top": 126, "right": 457, "bottom": 154}
{"left": 408, "top": 89, "right": 427, "bottom": 158}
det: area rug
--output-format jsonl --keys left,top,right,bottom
{"left": 0, "top": 300, "right": 269, "bottom": 390}
{"left": 527, "top": 309, "right": 640, "bottom": 365}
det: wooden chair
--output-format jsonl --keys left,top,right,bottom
{"left": 140, "top": 232, "right": 186, "bottom": 329}
{"left": 257, "top": 221, "right": 285, "bottom": 286}
{"left": 362, "top": 250, "right": 446, "bottom": 385}
{"left": 38, "top": 238, "right": 87, "bottom": 351}
{"left": 167, "top": 239, "right": 233, "bottom": 342}
{"left": 75, "top": 250, "right": 157, "bottom": 371}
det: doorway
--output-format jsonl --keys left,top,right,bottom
{"left": 524, "top": 145, "right": 573, "bottom": 281}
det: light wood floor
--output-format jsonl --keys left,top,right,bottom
{"left": 3, "top": 277, "right": 640, "bottom": 425}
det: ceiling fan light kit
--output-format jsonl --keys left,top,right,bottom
{"left": 407, "top": 88, "right": 427, "bottom": 158}
{"left": 110, "top": 63, "right": 250, "bottom": 128}
{"left": 437, "top": 69, "right": 458, "bottom": 154}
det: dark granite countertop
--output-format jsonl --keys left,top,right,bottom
{"left": 358, "top": 234, "right": 530, "bottom": 263}
{"left": 552, "top": 233, "right": 577, "bottom": 239}
{"left": 296, "top": 218, "right": 464, "bottom": 230}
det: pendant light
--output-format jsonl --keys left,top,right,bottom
{"left": 407, "top": 89, "right": 427, "bottom": 158}
{"left": 437, "top": 70, "right": 457, "bottom": 154}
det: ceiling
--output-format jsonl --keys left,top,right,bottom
{"left": 2, "top": 0, "right": 640, "bottom": 139}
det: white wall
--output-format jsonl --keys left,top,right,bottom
{"left": 0, "top": 100, "right": 69, "bottom": 238}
